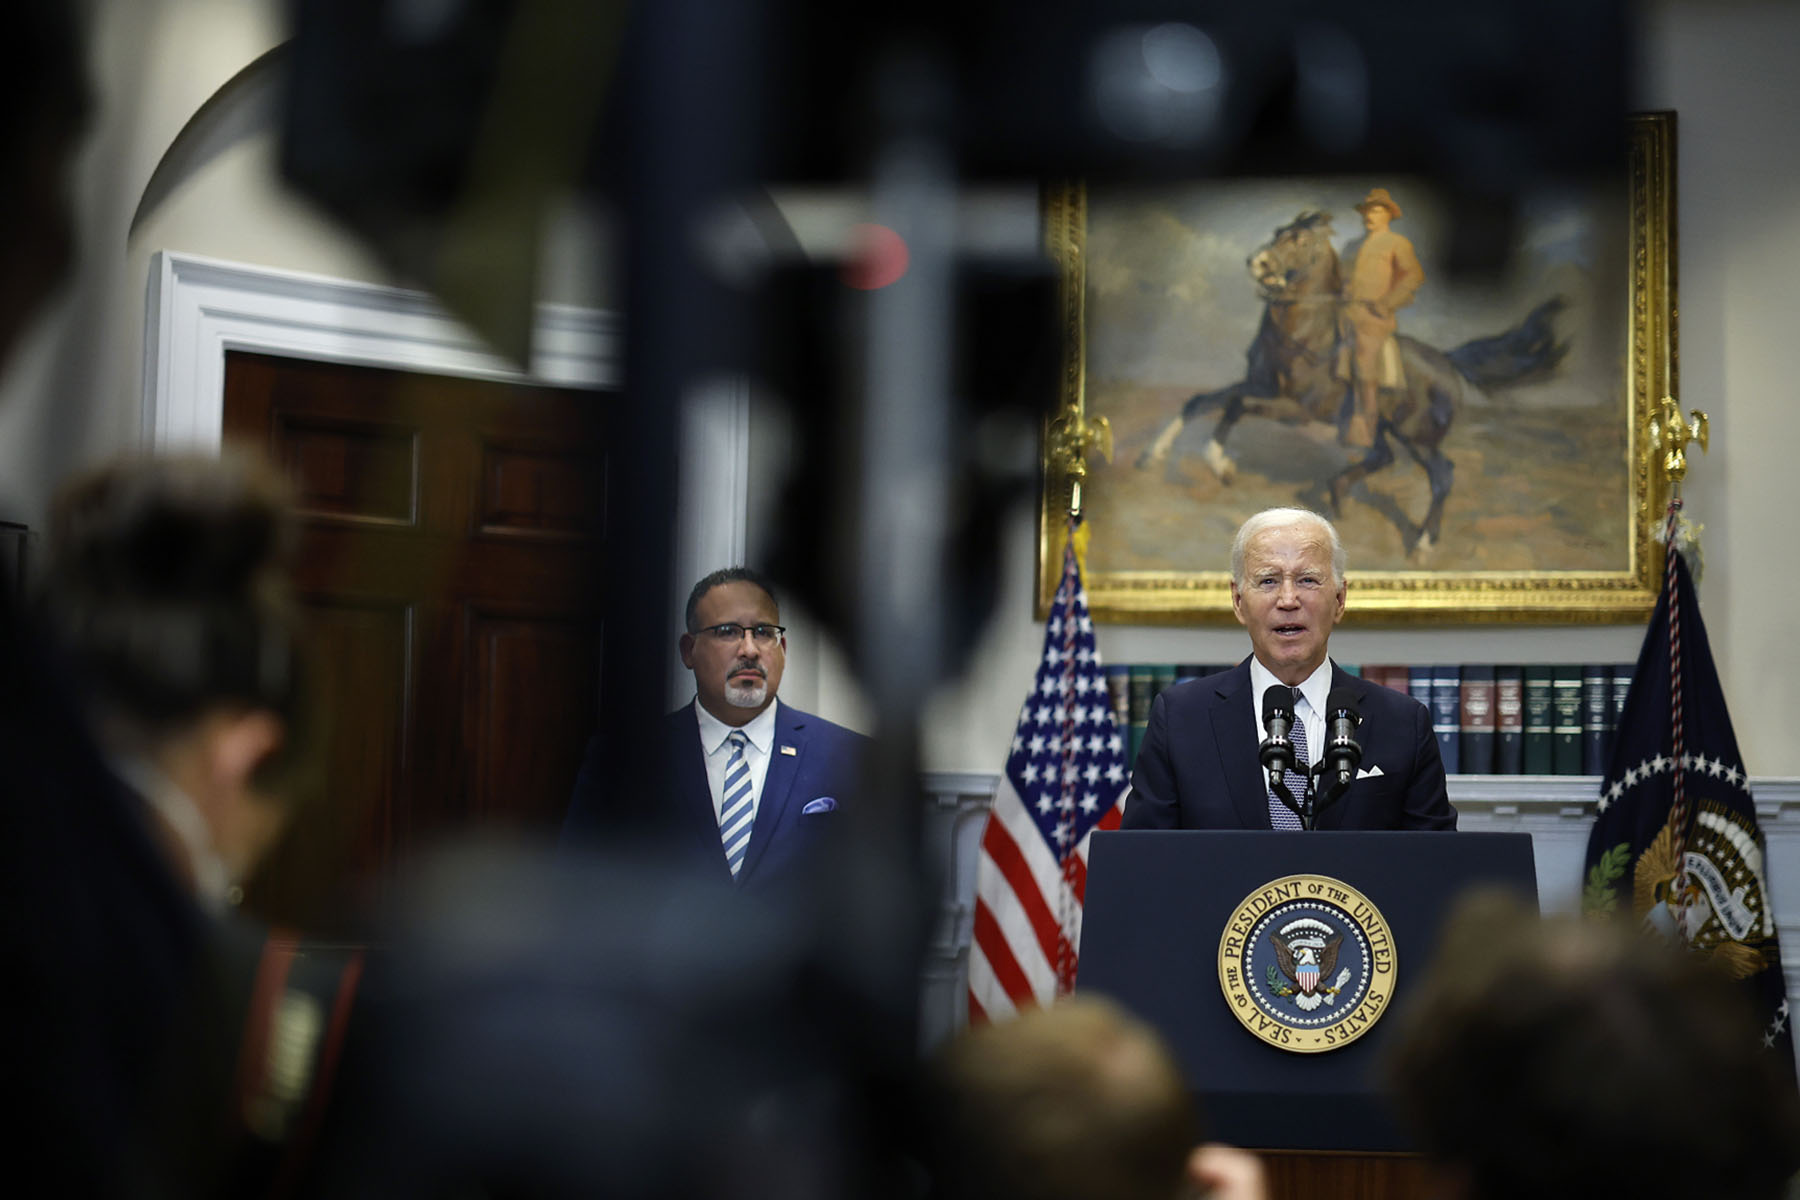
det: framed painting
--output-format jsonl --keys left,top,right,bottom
{"left": 1038, "top": 111, "right": 1676, "bottom": 625}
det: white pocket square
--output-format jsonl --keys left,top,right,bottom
{"left": 801, "top": 796, "right": 838, "bottom": 814}
{"left": 1355, "top": 765, "right": 1384, "bottom": 780}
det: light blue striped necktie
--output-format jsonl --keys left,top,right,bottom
{"left": 719, "top": 729, "right": 755, "bottom": 877}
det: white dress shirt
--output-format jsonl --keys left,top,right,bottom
{"left": 1247, "top": 657, "right": 1335, "bottom": 767}
{"left": 694, "top": 696, "right": 779, "bottom": 828}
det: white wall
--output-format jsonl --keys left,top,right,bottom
{"left": 1637, "top": 0, "right": 1800, "bottom": 776}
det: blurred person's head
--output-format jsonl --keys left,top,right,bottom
{"left": 1388, "top": 891, "right": 1800, "bottom": 1200}
{"left": 41, "top": 449, "right": 313, "bottom": 902}
{"left": 680, "top": 566, "right": 786, "bottom": 725}
{"left": 928, "top": 997, "right": 1201, "bottom": 1200}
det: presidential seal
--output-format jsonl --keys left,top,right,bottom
{"left": 1217, "top": 874, "right": 1395, "bottom": 1054}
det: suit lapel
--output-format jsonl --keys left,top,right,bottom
{"left": 738, "top": 702, "right": 803, "bottom": 884}
{"left": 1210, "top": 663, "right": 1273, "bottom": 830}
{"left": 672, "top": 704, "right": 732, "bottom": 877}
{"left": 1331, "top": 664, "right": 1376, "bottom": 714}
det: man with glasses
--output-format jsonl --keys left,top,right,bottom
{"left": 1122, "top": 508, "right": 1454, "bottom": 831}
{"left": 562, "top": 567, "right": 868, "bottom": 889}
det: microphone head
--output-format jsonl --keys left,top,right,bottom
{"left": 1325, "top": 686, "right": 1362, "bottom": 724}
{"left": 1262, "top": 685, "right": 1295, "bottom": 725}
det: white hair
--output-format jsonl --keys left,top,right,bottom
{"left": 1230, "top": 507, "right": 1345, "bottom": 586}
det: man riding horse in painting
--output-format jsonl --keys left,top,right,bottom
{"left": 1138, "top": 200, "right": 1565, "bottom": 557}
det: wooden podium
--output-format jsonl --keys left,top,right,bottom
{"left": 1080, "top": 830, "right": 1537, "bottom": 1193}
{"left": 1258, "top": 1149, "right": 1431, "bottom": 1199}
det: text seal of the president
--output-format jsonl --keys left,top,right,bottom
{"left": 1217, "top": 874, "right": 1395, "bottom": 1054}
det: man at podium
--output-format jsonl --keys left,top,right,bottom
{"left": 1122, "top": 508, "right": 1455, "bottom": 832}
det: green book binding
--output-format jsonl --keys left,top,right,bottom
{"left": 1551, "top": 665, "right": 1585, "bottom": 774}
{"left": 1127, "top": 665, "right": 1153, "bottom": 765}
{"left": 1150, "top": 663, "right": 1177, "bottom": 701}
{"left": 1522, "top": 666, "right": 1555, "bottom": 774}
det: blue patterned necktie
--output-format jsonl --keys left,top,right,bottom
{"left": 1268, "top": 688, "right": 1309, "bottom": 830}
{"left": 720, "top": 730, "right": 755, "bottom": 876}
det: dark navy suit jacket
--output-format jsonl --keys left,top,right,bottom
{"left": 1122, "top": 660, "right": 1456, "bottom": 831}
{"left": 560, "top": 699, "right": 869, "bottom": 889}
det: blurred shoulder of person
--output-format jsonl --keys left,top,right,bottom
{"left": 42, "top": 449, "right": 361, "bottom": 1198}
{"left": 1388, "top": 891, "right": 1800, "bottom": 1200}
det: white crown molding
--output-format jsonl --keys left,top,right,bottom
{"left": 142, "top": 251, "right": 628, "bottom": 451}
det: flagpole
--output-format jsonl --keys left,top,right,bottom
{"left": 1046, "top": 400, "right": 1109, "bottom": 994}
{"left": 1649, "top": 395, "right": 1709, "bottom": 920}
{"left": 1054, "top": 528, "right": 1080, "bottom": 994}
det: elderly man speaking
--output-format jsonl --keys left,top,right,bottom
{"left": 1122, "top": 508, "right": 1455, "bottom": 832}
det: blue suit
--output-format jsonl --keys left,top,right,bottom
{"left": 1122, "top": 660, "right": 1456, "bottom": 831}
{"left": 560, "top": 700, "right": 869, "bottom": 890}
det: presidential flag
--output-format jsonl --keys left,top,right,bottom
{"left": 1582, "top": 548, "right": 1794, "bottom": 1075}
{"left": 967, "top": 536, "right": 1129, "bottom": 1024}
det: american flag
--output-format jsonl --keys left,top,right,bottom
{"left": 967, "top": 536, "right": 1128, "bottom": 1023}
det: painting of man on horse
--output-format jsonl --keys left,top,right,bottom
{"left": 1117, "top": 189, "right": 1580, "bottom": 560}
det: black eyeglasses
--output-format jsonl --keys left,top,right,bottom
{"left": 699, "top": 622, "right": 785, "bottom": 646}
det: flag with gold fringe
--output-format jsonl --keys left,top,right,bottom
{"left": 1582, "top": 546, "right": 1794, "bottom": 1079}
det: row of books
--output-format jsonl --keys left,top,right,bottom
{"left": 1103, "top": 663, "right": 1635, "bottom": 776}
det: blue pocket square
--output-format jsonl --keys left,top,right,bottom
{"left": 801, "top": 796, "right": 838, "bottom": 815}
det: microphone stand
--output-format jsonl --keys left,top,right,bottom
{"left": 1309, "top": 761, "right": 1353, "bottom": 828}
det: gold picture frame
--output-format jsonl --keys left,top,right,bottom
{"left": 1039, "top": 112, "right": 1676, "bottom": 625}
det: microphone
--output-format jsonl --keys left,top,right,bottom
{"left": 1319, "top": 686, "right": 1364, "bottom": 789}
{"left": 1259, "top": 686, "right": 1296, "bottom": 777}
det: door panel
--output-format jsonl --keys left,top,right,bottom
{"left": 463, "top": 608, "right": 602, "bottom": 826}
{"left": 299, "top": 597, "right": 413, "bottom": 893}
{"left": 278, "top": 415, "right": 419, "bottom": 525}
{"left": 224, "top": 351, "right": 606, "bottom": 931}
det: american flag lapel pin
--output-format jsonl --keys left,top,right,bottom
{"left": 779, "top": 745, "right": 798, "bottom": 756}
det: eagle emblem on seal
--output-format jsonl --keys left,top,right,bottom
{"left": 1634, "top": 797, "right": 1775, "bottom": 979}
{"left": 1267, "top": 917, "right": 1347, "bottom": 1012}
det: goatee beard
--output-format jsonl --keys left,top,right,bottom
{"left": 726, "top": 681, "right": 767, "bottom": 709}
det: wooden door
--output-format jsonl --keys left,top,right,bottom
{"left": 223, "top": 351, "right": 606, "bottom": 930}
